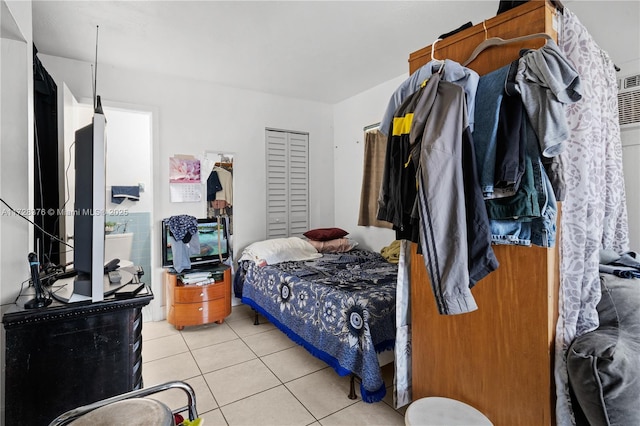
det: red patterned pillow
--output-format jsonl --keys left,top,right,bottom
{"left": 303, "top": 227, "right": 348, "bottom": 241}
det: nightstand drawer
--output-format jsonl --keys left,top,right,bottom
{"left": 172, "top": 301, "right": 229, "bottom": 326}
{"left": 174, "top": 281, "right": 226, "bottom": 303}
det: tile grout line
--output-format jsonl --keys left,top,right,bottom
{"left": 240, "top": 320, "right": 369, "bottom": 423}
{"left": 179, "top": 327, "right": 226, "bottom": 423}
{"left": 253, "top": 344, "right": 321, "bottom": 424}
{"left": 183, "top": 319, "right": 283, "bottom": 420}
{"left": 196, "top": 315, "right": 323, "bottom": 422}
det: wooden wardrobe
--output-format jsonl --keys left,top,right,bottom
{"left": 409, "top": 2, "right": 561, "bottom": 425}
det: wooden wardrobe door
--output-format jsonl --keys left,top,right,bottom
{"left": 407, "top": 2, "right": 561, "bottom": 425}
{"left": 411, "top": 243, "right": 559, "bottom": 425}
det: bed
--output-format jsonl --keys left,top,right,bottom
{"left": 234, "top": 237, "right": 397, "bottom": 403}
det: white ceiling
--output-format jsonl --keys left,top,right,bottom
{"left": 31, "top": 1, "right": 640, "bottom": 104}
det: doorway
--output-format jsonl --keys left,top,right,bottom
{"left": 59, "top": 91, "right": 156, "bottom": 318}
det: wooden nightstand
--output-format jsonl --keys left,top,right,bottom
{"left": 165, "top": 265, "right": 231, "bottom": 330}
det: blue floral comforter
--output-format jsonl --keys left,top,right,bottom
{"left": 238, "top": 249, "right": 397, "bottom": 402}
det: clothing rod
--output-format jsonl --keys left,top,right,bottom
{"left": 363, "top": 122, "right": 381, "bottom": 132}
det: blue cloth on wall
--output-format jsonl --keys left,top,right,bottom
{"left": 111, "top": 186, "right": 140, "bottom": 204}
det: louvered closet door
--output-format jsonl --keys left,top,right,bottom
{"left": 266, "top": 129, "right": 309, "bottom": 239}
{"left": 287, "top": 133, "right": 309, "bottom": 237}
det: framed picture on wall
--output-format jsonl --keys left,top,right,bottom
{"left": 169, "top": 155, "right": 202, "bottom": 202}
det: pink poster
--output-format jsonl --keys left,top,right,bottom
{"left": 169, "top": 157, "right": 201, "bottom": 183}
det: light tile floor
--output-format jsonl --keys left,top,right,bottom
{"left": 142, "top": 303, "right": 406, "bottom": 426}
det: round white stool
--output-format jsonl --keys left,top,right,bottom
{"left": 405, "top": 397, "right": 493, "bottom": 426}
{"left": 69, "top": 398, "right": 173, "bottom": 426}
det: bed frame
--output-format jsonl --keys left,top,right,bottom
{"left": 237, "top": 249, "right": 398, "bottom": 403}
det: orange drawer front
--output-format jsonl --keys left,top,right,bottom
{"left": 174, "top": 281, "right": 226, "bottom": 303}
{"left": 171, "top": 301, "right": 230, "bottom": 327}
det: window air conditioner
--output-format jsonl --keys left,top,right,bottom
{"left": 618, "top": 73, "right": 640, "bottom": 129}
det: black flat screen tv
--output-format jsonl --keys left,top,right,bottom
{"left": 72, "top": 112, "right": 106, "bottom": 302}
{"left": 161, "top": 217, "right": 229, "bottom": 269}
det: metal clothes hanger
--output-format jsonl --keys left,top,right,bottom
{"left": 461, "top": 20, "right": 553, "bottom": 67}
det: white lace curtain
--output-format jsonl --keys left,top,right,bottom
{"left": 555, "top": 8, "right": 630, "bottom": 426}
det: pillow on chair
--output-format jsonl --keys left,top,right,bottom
{"left": 567, "top": 274, "right": 640, "bottom": 426}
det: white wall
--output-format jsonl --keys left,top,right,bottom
{"left": 101, "top": 105, "right": 153, "bottom": 213}
{"left": 0, "top": 5, "right": 31, "bottom": 307}
{"left": 38, "top": 54, "right": 335, "bottom": 319}
{"left": 56, "top": 101, "right": 153, "bottom": 243}
{"left": 619, "top": 58, "right": 640, "bottom": 251}
{"left": 332, "top": 75, "right": 405, "bottom": 252}
{"left": 0, "top": 0, "right": 33, "bottom": 421}
{"left": 105, "top": 109, "right": 152, "bottom": 211}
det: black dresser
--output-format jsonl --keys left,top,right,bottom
{"left": 2, "top": 288, "right": 153, "bottom": 425}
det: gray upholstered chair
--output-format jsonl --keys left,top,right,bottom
{"left": 567, "top": 274, "right": 640, "bottom": 426}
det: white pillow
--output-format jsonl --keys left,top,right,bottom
{"left": 240, "top": 237, "right": 322, "bottom": 265}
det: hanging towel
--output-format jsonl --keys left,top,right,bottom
{"left": 111, "top": 186, "right": 140, "bottom": 204}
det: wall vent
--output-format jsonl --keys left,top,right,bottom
{"left": 618, "top": 73, "right": 640, "bottom": 128}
